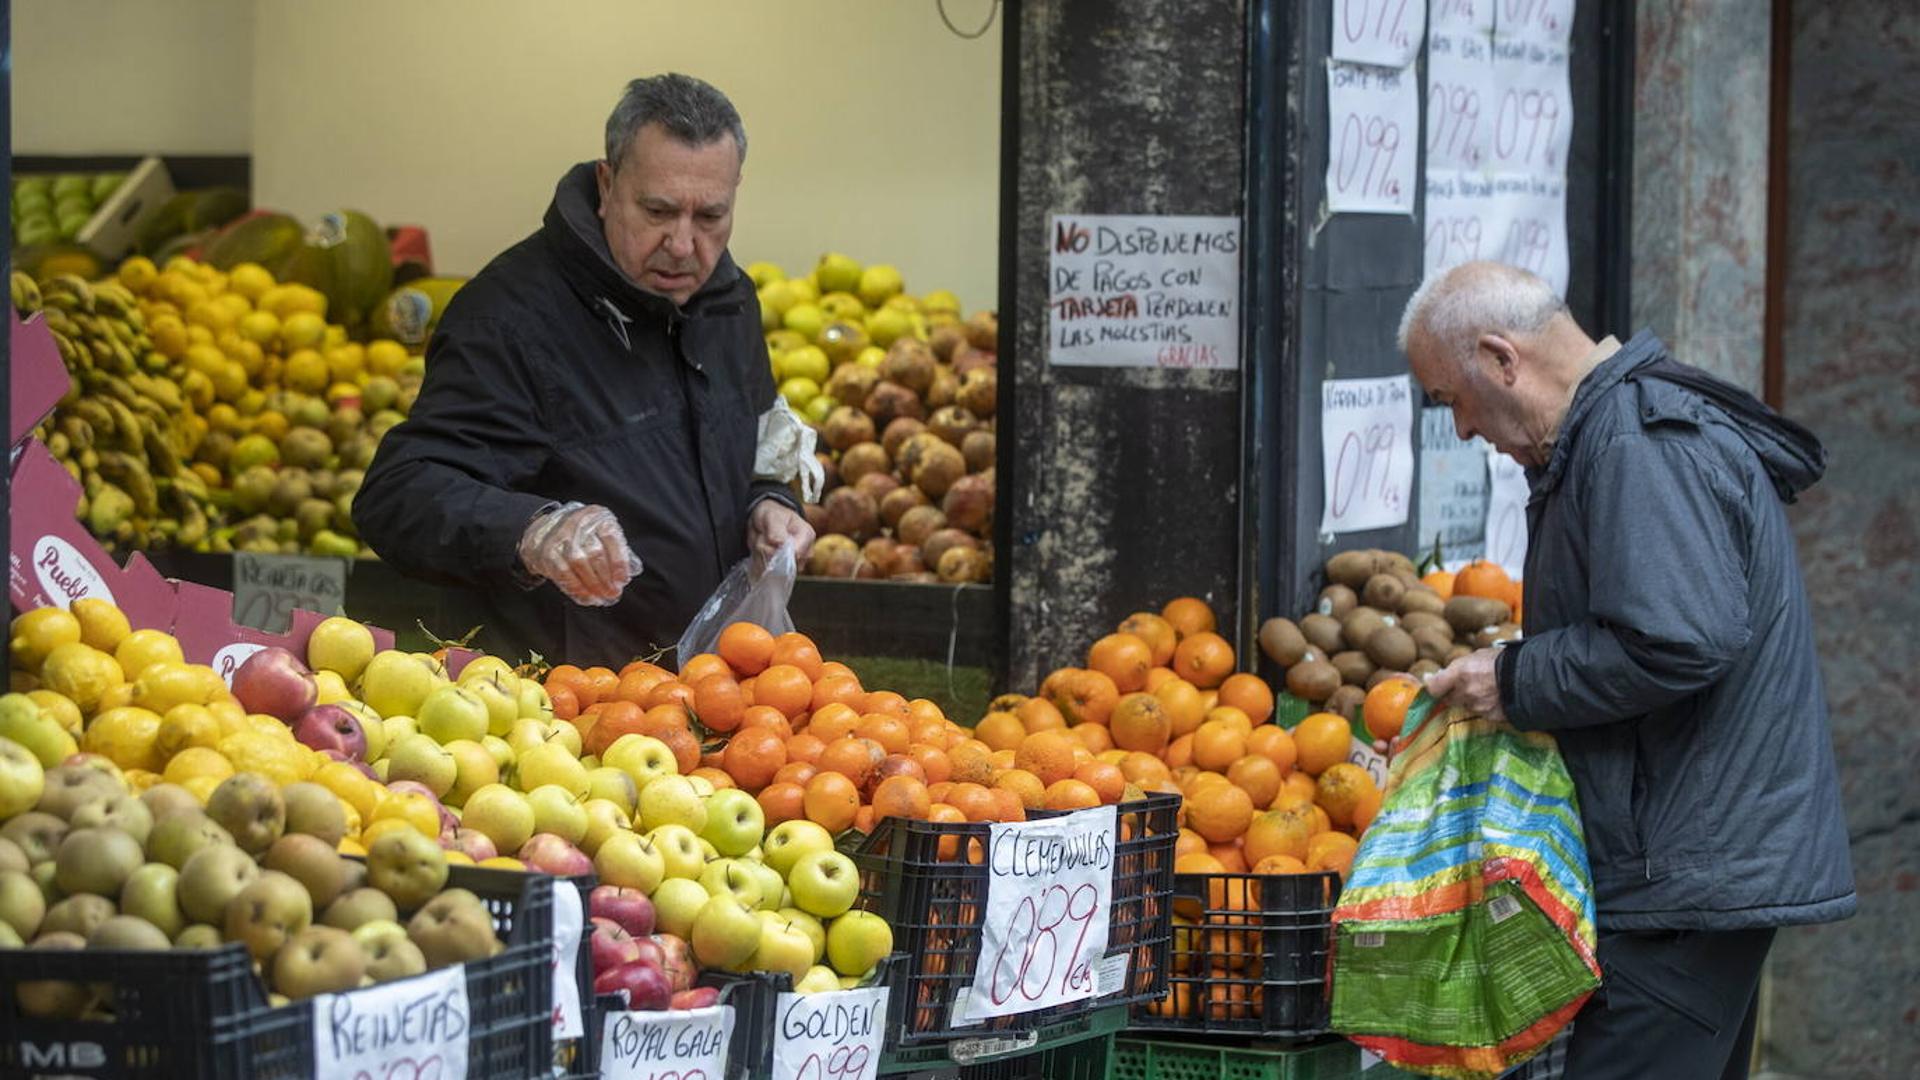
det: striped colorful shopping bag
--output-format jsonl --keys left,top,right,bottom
{"left": 1330, "top": 694, "right": 1600, "bottom": 1079}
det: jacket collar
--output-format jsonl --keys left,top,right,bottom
{"left": 1534, "top": 329, "right": 1666, "bottom": 494}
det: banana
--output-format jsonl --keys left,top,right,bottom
{"left": 100, "top": 397, "right": 145, "bottom": 454}
{"left": 78, "top": 450, "right": 99, "bottom": 475}
{"left": 43, "top": 308, "right": 76, "bottom": 337}
{"left": 52, "top": 331, "right": 90, "bottom": 371}
{"left": 10, "top": 272, "right": 42, "bottom": 314}
{"left": 57, "top": 415, "right": 93, "bottom": 451}
{"left": 92, "top": 283, "right": 136, "bottom": 319}
{"left": 71, "top": 398, "right": 115, "bottom": 439}
{"left": 169, "top": 467, "right": 210, "bottom": 504}
{"left": 42, "top": 275, "right": 96, "bottom": 314}
{"left": 87, "top": 483, "right": 131, "bottom": 536}
{"left": 45, "top": 431, "right": 70, "bottom": 459}
{"left": 141, "top": 417, "right": 182, "bottom": 475}
{"left": 96, "top": 451, "right": 159, "bottom": 517}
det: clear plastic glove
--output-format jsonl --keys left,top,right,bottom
{"left": 748, "top": 499, "right": 816, "bottom": 564}
{"left": 516, "top": 502, "right": 641, "bottom": 607}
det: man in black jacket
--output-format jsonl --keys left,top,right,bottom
{"left": 355, "top": 74, "right": 815, "bottom": 666}
{"left": 1401, "top": 262, "right": 1854, "bottom": 1080}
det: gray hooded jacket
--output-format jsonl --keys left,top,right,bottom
{"left": 1493, "top": 331, "right": 1856, "bottom": 931}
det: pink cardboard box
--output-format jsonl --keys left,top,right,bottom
{"left": 171, "top": 576, "right": 395, "bottom": 685}
{"left": 9, "top": 439, "right": 176, "bottom": 631}
{"left": 11, "top": 311, "right": 71, "bottom": 447}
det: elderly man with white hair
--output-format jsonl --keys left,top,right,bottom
{"left": 1399, "top": 262, "right": 1854, "bottom": 1080}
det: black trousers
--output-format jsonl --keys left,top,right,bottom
{"left": 1564, "top": 927, "right": 1775, "bottom": 1080}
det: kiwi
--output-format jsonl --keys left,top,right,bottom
{"left": 1325, "top": 550, "right": 1382, "bottom": 590}
{"left": 1362, "top": 574, "right": 1407, "bottom": 612}
{"left": 1397, "top": 587, "right": 1445, "bottom": 617}
{"left": 1444, "top": 596, "right": 1512, "bottom": 634}
{"left": 1399, "top": 611, "right": 1453, "bottom": 640}
{"left": 1411, "top": 626, "right": 1454, "bottom": 664}
{"left": 1365, "top": 625, "right": 1418, "bottom": 671}
{"left": 1365, "top": 668, "right": 1404, "bottom": 691}
{"left": 1285, "top": 659, "right": 1341, "bottom": 702}
{"left": 1339, "top": 607, "right": 1387, "bottom": 652}
{"left": 1325, "top": 684, "right": 1367, "bottom": 720}
{"left": 1409, "top": 659, "right": 1442, "bottom": 678}
{"left": 1300, "top": 613, "right": 1345, "bottom": 656}
{"left": 1316, "top": 584, "right": 1358, "bottom": 619}
{"left": 1258, "top": 617, "right": 1309, "bottom": 667}
{"left": 1445, "top": 644, "right": 1474, "bottom": 663}
{"left": 1378, "top": 550, "right": 1419, "bottom": 578}
{"left": 1331, "top": 650, "right": 1377, "bottom": 686}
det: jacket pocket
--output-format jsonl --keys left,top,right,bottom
{"left": 1631, "top": 712, "right": 1716, "bottom": 880}
{"left": 1561, "top": 725, "right": 1643, "bottom": 884}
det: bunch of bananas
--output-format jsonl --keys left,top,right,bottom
{"left": 15, "top": 270, "right": 215, "bottom": 550}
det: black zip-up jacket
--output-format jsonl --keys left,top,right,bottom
{"left": 354, "top": 162, "right": 795, "bottom": 666}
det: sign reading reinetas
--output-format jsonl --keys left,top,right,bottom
{"left": 1048, "top": 214, "right": 1241, "bottom": 370}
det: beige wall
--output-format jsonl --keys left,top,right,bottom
{"left": 13, "top": 0, "right": 254, "bottom": 155}
{"left": 250, "top": 0, "right": 1004, "bottom": 310}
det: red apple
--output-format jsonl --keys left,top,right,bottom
{"left": 589, "top": 917, "right": 642, "bottom": 975}
{"left": 518, "top": 833, "right": 592, "bottom": 877}
{"left": 447, "top": 828, "right": 497, "bottom": 863}
{"left": 650, "top": 933, "right": 695, "bottom": 992}
{"left": 589, "top": 885, "right": 656, "bottom": 938}
{"left": 594, "top": 959, "right": 672, "bottom": 1010}
{"left": 231, "top": 646, "right": 318, "bottom": 722}
{"left": 670, "top": 987, "right": 721, "bottom": 1010}
{"left": 292, "top": 704, "right": 368, "bottom": 761}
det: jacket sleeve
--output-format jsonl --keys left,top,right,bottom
{"left": 352, "top": 316, "right": 557, "bottom": 587}
{"left": 1501, "top": 432, "right": 1753, "bottom": 730}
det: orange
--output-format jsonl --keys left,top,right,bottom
{"left": 1306, "top": 831, "right": 1360, "bottom": 879}
{"left": 1174, "top": 827, "right": 1209, "bottom": 859}
{"left": 1172, "top": 632, "right": 1234, "bottom": 690}
{"left": 1120, "top": 752, "right": 1172, "bottom": 786}
{"left": 1047, "top": 669, "right": 1119, "bottom": 727}
{"left": 690, "top": 766, "right": 735, "bottom": 790}
{"left": 771, "top": 761, "right": 819, "bottom": 787}
{"left": 817, "top": 736, "right": 883, "bottom": 787}
{"left": 1208, "top": 841, "right": 1248, "bottom": 873}
{"left": 927, "top": 781, "right": 954, "bottom": 805}
{"left": 1422, "top": 569, "right": 1456, "bottom": 599}
{"left": 1350, "top": 784, "right": 1384, "bottom": 833}
{"left": 995, "top": 768, "right": 1047, "bottom": 810}
{"left": 678, "top": 652, "right": 732, "bottom": 686}
{"left": 615, "top": 666, "right": 667, "bottom": 705}
{"left": 947, "top": 782, "right": 997, "bottom": 822}
{"left": 1243, "top": 805, "right": 1316, "bottom": 865}
{"left": 1314, "top": 762, "right": 1377, "bottom": 829}
{"left": 1225, "top": 754, "right": 1282, "bottom": 809}
{"left": 1185, "top": 781, "right": 1254, "bottom": 843}
{"left": 1163, "top": 733, "right": 1195, "bottom": 770}
{"left": 927, "top": 803, "right": 968, "bottom": 859}
{"left": 692, "top": 674, "right": 747, "bottom": 733}
{"left": 906, "top": 743, "right": 952, "bottom": 785}
{"left": 974, "top": 711, "right": 1026, "bottom": 752}
{"left": 990, "top": 748, "right": 1019, "bottom": 770}
{"left": 1154, "top": 678, "right": 1207, "bottom": 737}
{"left": 1453, "top": 560, "right": 1513, "bottom": 601}
{"left": 910, "top": 718, "right": 955, "bottom": 747}
{"left": 906, "top": 699, "right": 948, "bottom": 728}
{"left": 1172, "top": 852, "right": 1227, "bottom": 920}
{"left": 854, "top": 805, "right": 877, "bottom": 833}
{"left": 1206, "top": 706, "right": 1254, "bottom": 738}
{"left": 1087, "top": 632, "right": 1154, "bottom": 694}
{"left": 754, "top": 664, "right": 813, "bottom": 719}
{"left": 1275, "top": 770, "right": 1318, "bottom": 809}
{"left": 810, "top": 673, "right": 866, "bottom": 714}
{"left": 584, "top": 666, "right": 620, "bottom": 704}
{"left": 1014, "top": 729, "right": 1080, "bottom": 786}
{"left": 1109, "top": 692, "right": 1171, "bottom": 754}
{"left": 1073, "top": 761, "right": 1126, "bottom": 804}
{"left": 1245, "top": 725, "right": 1298, "bottom": 775}
{"left": 803, "top": 771, "right": 861, "bottom": 832}
{"left": 785, "top": 732, "right": 826, "bottom": 765}
{"left": 1116, "top": 612, "right": 1179, "bottom": 666}
{"left": 947, "top": 743, "right": 997, "bottom": 785}
{"left": 1294, "top": 713, "right": 1353, "bottom": 776}
{"left": 872, "top": 775, "right": 932, "bottom": 821}
{"left": 1363, "top": 676, "right": 1422, "bottom": 742}
{"left": 1251, "top": 854, "right": 1310, "bottom": 875}
{"left": 1143, "top": 666, "right": 1178, "bottom": 692}
{"left": 581, "top": 700, "right": 645, "bottom": 756}
{"left": 818, "top": 660, "right": 857, "bottom": 683}
{"left": 642, "top": 679, "right": 696, "bottom": 713}
{"left": 719, "top": 726, "right": 787, "bottom": 791}
{"left": 808, "top": 703, "right": 862, "bottom": 743}
{"left": 990, "top": 787, "right": 1026, "bottom": 822}
{"left": 769, "top": 632, "right": 824, "bottom": 681}
{"left": 717, "top": 622, "right": 776, "bottom": 676}
{"left": 1216, "top": 674, "right": 1275, "bottom": 725}
{"left": 1073, "top": 721, "right": 1115, "bottom": 755}
{"left": 548, "top": 685, "right": 579, "bottom": 721}
{"left": 1161, "top": 597, "right": 1217, "bottom": 638}
{"left": 1190, "top": 720, "right": 1247, "bottom": 772}
{"left": 1044, "top": 778, "right": 1101, "bottom": 810}
{"left": 1013, "top": 696, "right": 1066, "bottom": 733}
{"left": 862, "top": 690, "right": 911, "bottom": 718}
{"left": 546, "top": 664, "right": 593, "bottom": 707}
{"left": 856, "top": 714, "right": 912, "bottom": 755}
{"left": 654, "top": 720, "right": 704, "bottom": 775}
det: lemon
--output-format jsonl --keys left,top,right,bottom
{"left": 180, "top": 775, "right": 222, "bottom": 804}
{"left": 233, "top": 339, "right": 266, "bottom": 376}
{"left": 366, "top": 340, "right": 408, "bottom": 378}
{"left": 149, "top": 314, "right": 190, "bottom": 359}
{"left": 211, "top": 700, "right": 251, "bottom": 739}
{"left": 69, "top": 598, "right": 131, "bottom": 653}
{"left": 251, "top": 410, "right": 290, "bottom": 443}
{"left": 40, "top": 642, "right": 124, "bottom": 713}
{"left": 163, "top": 746, "right": 234, "bottom": 787}
{"left": 339, "top": 799, "right": 363, "bottom": 837}
{"left": 372, "top": 790, "right": 442, "bottom": 840}
{"left": 313, "top": 761, "right": 382, "bottom": 822}
{"left": 326, "top": 344, "right": 366, "bottom": 385}
{"left": 118, "top": 256, "right": 159, "bottom": 294}
{"left": 186, "top": 300, "right": 237, "bottom": 334}
{"left": 83, "top": 705, "right": 164, "bottom": 772}
{"left": 95, "top": 683, "right": 137, "bottom": 713}
{"left": 285, "top": 348, "right": 329, "bottom": 394}
{"left": 238, "top": 310, "right": 280, "bottom": 347}
{"left": 211, "top": 360, "right": 248, "bottom": 402}
{"left": 157, "top": 703, "right": 223, "bottom": 758}
{"left": 338, "top": 836, "right": 368, "bottom": 857}
{"left": 214, "top": 293, "right": 252, "bottom": 325}
{"left": 325, "top": 382, "right": 362, "bottom": 406}
{"left": 123, "top": 769, "right": 164, "bottom": 792}
{"left": 133, "top": 662, "right": 226, "bottom": 714}
{"left": 243, "top": 713, "right": 293, "bottom": 738}
{"left": 218, "top": 730, "right": 307, "bottom": 787}
{"left": 28, "top": 690, "right": 83, "bottom": 737}
{"left": 280, "top": 311, "right": 327, "bottom": 350}
{"left": 360, "top": 817, "right": 420, "bottom": 847}
{"left": 115, "top": 629, "right": 185, "bottom": 681}
{"left": 12, "top": 608, "right": 82, "bottom": 671}
{"left": 478, "top": 856, "right": 525, "bottom": 871}
{"left": 443, "top": 850, "right": 475, "bottom": 866}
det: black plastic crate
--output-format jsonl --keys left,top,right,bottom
{"left": 1130, "top": 869, "right": 1341, "bottom": 1037}
{"left": 699, "top": 968, "right": 790, "bottom": 1080}
{"left": 851, "top": 793, "right": 1177, "bottom": 1045}
{"left": 0, "top": 863, "right": 556, "bottom": 1079}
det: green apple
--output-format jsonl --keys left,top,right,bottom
{"left": 352, "top": 918, "right": 427, "bottom": 983}
{"left": 54, "top": 826, "right": 143, "bottom": 897}
{"left": 367, "top": 829, "right": 448, "bottom": 911}
{"left": 273, "top": 925, "right": 367, "bottom": 998}
{"left": 586, "top": 767, "right": 638, "bottom": 815}
{"left": 70, "top": 793, "right": 154, "bottom": 846}
{"left": 700, "top": 788, "right": 764, "bottom": 857}
{"left": 312, "top": 670, "right": 352, "bottom": 705}
{"left": 777, "top": 907, "right": 828, "bottom": 962}
{"left": 747, "top": 861, "right": 785, "bottom": 912}
{"left": 781, "top": 345, "right": 830, "bottom": 385}
{"left": 698, "top": 858, "right": 765, "bottom": 908}
{"left": 646, "top": 824, "right": 705, "bottom": 881}
{"left": 454, "top": 656, "right": 513, "bottom": 687}
{"left": 638, "top": 775, "right": 707, "bottom": 834}
{"left": 762, "top": 820, "right": 834, "bottom": 878}
{"left": 0, "top": 694, "right": 78, "bottom": 767}
{"left": 751, "top": 914, "right": 817, "bottom": 980}
{"left": 826, "top": 910, "right": 894, "bottom": 977}
{"left": 603, "top": 734, "right": 677, "bottom": 790}
{"left": 592, "top": 830, "right": 665, "bottom": 893}
{"left": 416, "top": 684, "right": 489, "bottom": 745}
{"left": 177, "top": 844, "right": 259, "bottom": 925}
{"left": 307, "top": 616, "right": 375, "bottom": 682}
{"left": 114, "top": 863, "right": 181, "bottom": 939}
{"left": 696, "top": 837, "right": 721, "bottom": 862}
{"left": 795, "top": 963, "right": 842, "bottom": 995}
{"left": 0, "top": 868, "right": 47, "bottom": 939}
{"left": 88, "top": 914, "right": 172, "bottom": 951}
{"left": 384, "top": 734, "right": 456, "bottom": 798}
{"left": 481, "top": 736, "right": 515, "bottom": 771}
{"left": 0, "top": 736, "right": 47, "bottom": 818}
{"left": 865, "top": 308, "right": 912, "bottom": 349}
{"left": 815, "top": 253, "right": 862, "bottom": 294}
{"left": 320, "top": 887, "right": 397, "bottom": 931}
{"left": 526, "top": 784, "right": 589, "bottom": 844}
{"left": 464, "top": 674, "right": 520, "bottom": 737}
{"left": 282, "top": 783, "right": 347, "bottom": 847}
{"left": 262, "top": 833, "right": 348, "bottom": 910}
{"left": 381, "top": 714, "right": 419, "bottom": 752}
{"left": 515, "top": 679, "right": 553, "bottom": 721}
{"left": 224, "top": 869, "right": 313, "bottom": 961}
{"left": 514, "top": 742, "right": 589, "bottom": 798}
{"left": 359, "top": 651, "right": 438, "bottom": 719}
{"left": 788, "top": 850, "right": 860, "bottom": 919}
{"left": 145, "top": 811, "right": 231, "bottom": 869}
{"left": 173, "top": 923, "right": 223, "bottom": 949}
{"left": 650, "top": 877, "right": 710, "bottom": 938}
{"left": 459, "top": 784, "right": 535, "bottom": 856}
{"left": 441, "top": 739, "right": 499, "bottom": 807}
{"left": 407, "top": 890, "right": 498, "bottom": 968}
{"left": 690, "top": 893, "right": 760, "bottom": 971}
{"left": 579, "top": 798, "right": 631, "bottom": 858}
{"left": 685, "top": 774, "right": 716, "bottom": 798}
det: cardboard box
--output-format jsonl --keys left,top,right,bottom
{"left": 8, "top": 439, "right": 176, "bottom": 631}
{"left": 11, "top": 310, "right": 71, "bottom": 447}
{"left": 171, "top": 576, "right": 396, "bottom": 685}
{"left": 77, "top": 157, "right": 174, "bottom": 263}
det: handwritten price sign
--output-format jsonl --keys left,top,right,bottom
{"left": 1488, "top": 40, "right": 1571, "bottom": 174}
{"left": 599, "top": 1004, "right": 733, "bottom": 1080}
{"left": 233, "top": 551, "right": 347, "bottom": 634}
{"left": 1484, "top": 447, "right": 1532, "bottom": 577}
{"left": 1319, "top": 376, "right": 1413, "bottom": 535}
{"left": 551, "top": 880, "right": 585, "bottom": 1039}
{"left": 1497, "top": 0, "right": 1575, "bottom": 47}
{"left": 312, "top": 963, "right": 468, "bottom": 1080}
{"left": 1427, "top": 29, "right": 1494, "bottom": 172}
{"left": 771, "top": 985, "right": 887, "bottom": 1080}
{"left": 1326, "top": 62, "right": 1417, "bottom": 215}
{"left": 1331, "top": 0, "right": 1426, "bottom": 68}
{"left": 962, "top": 804, "right": 1116, "bottom": 1020}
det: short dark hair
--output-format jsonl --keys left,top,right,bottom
{"left": 604, "top": 73, "right": 746, "bottom": 169}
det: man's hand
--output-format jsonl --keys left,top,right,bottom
{"left": 1424, "top": 647, "right": 1507, "bottom": 723}
{"left": 748, "top": 499, "right": 815, "bottom": 564}
{"left": 517, "top": 503, "right": 640, "bottom": 607}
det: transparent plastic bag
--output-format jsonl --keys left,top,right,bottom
{"left": 674, "top": 542, "right": 797, "bottom": 664}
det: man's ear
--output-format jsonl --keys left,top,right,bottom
{"left": 594, "top": 160, "right": 614, "bottom": 221}
{"left": 1479, "top": 332, "right": 1522, "bottom": 385}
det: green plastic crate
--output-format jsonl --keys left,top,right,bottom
{"left": 1106, "top": 1035, "right": 1363, "bottom": 1080}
